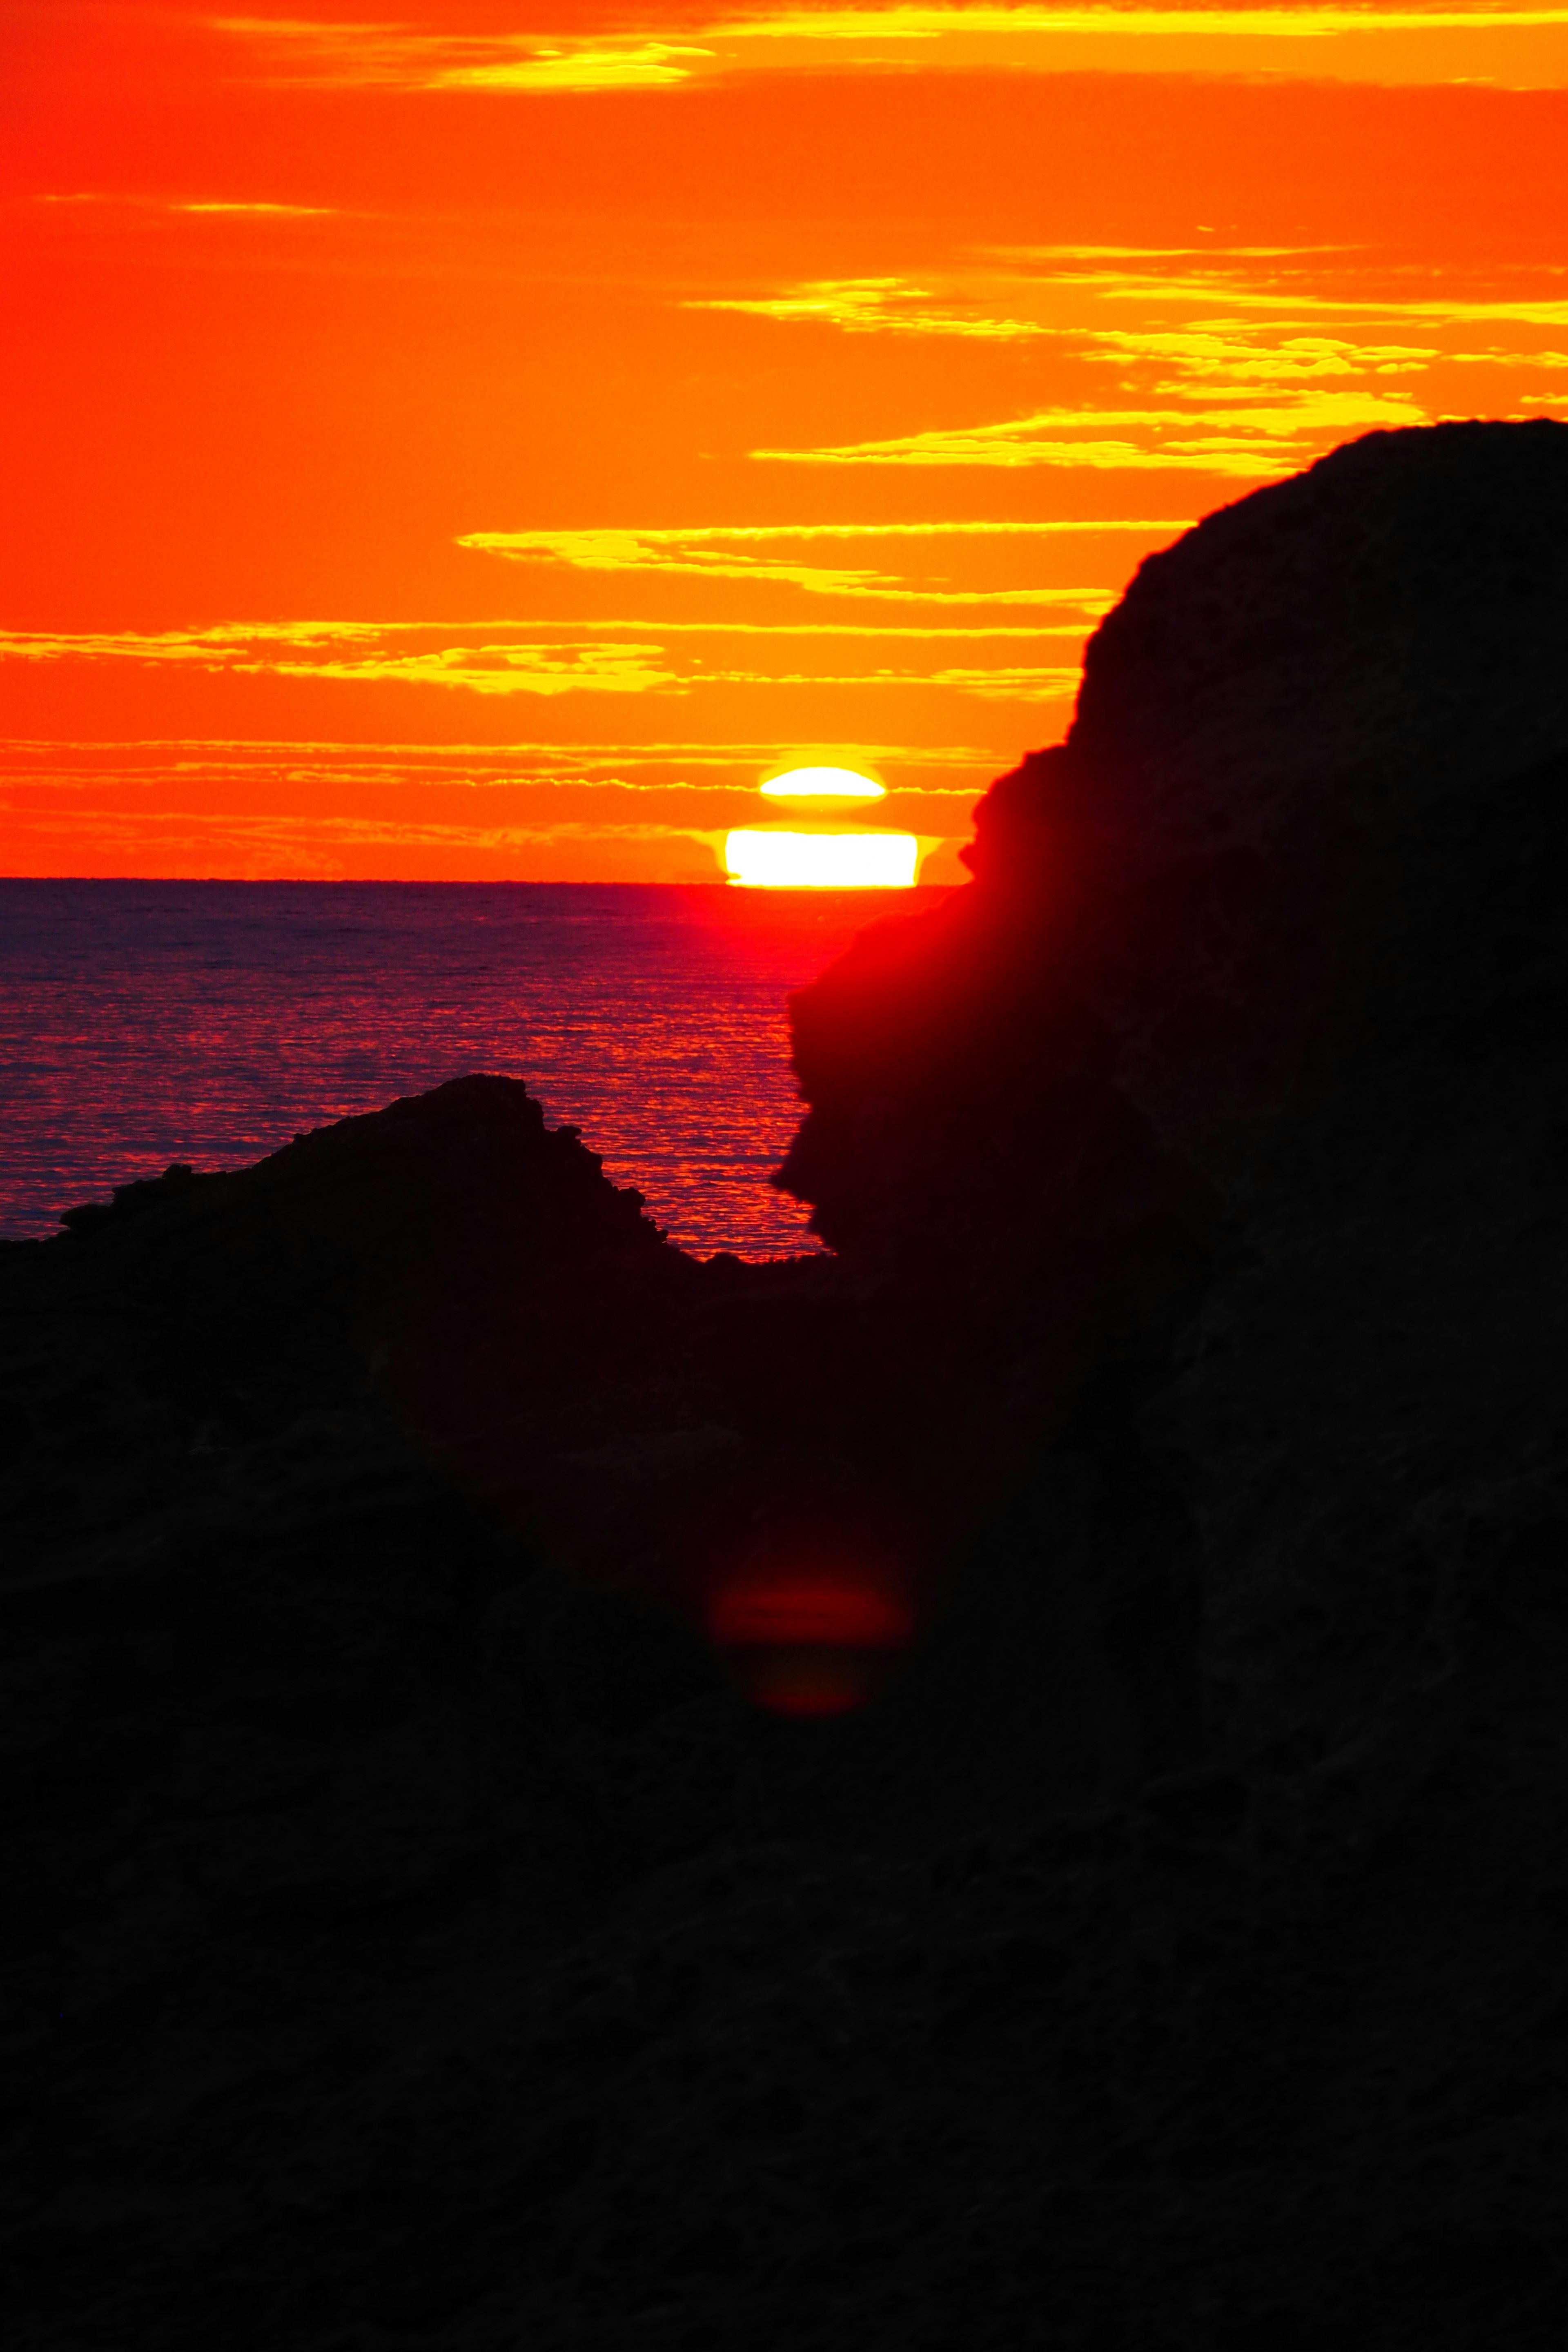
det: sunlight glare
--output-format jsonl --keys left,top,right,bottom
{"left": 725, "top": 829, "right": 918, "bottom": 887}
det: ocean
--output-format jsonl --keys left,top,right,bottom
{"left": 0, "top": 880, "right": 952, "bottom": 1258}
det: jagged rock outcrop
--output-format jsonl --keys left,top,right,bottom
{"left": 779, "top": 419, "right": 1568, "bottom": 1793}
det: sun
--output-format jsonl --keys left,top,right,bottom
{"left": 759, "top": 765, "right": 886, "bottom": 802}
{"left": 728, "top": 762, "right": 915, "bottom": 887}
{"left": 724, "top": 830, "right": 918, "bottom": 888}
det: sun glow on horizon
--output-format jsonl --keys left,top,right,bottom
{"left": 725, "top": 829, "right": 920, "bottom": 886}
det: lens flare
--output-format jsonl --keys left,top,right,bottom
{"left": 726, "top": 1648, "right": 886, "bottom": 1718}
{"left": 707, "top": 1570, "right": 913, "bottom": 1649}
{"left": 725, "top": 829, "right": 918, "bottom": 888}
{"left": 704, "top": 1559, "right": 918, "bottom": 1715}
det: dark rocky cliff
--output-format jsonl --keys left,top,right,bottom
{"left": 780, "top": 416, "right": 1568, "bottom": 1787}
{"left": 9, "top": 421, "right": 1568, "bottom": 2348}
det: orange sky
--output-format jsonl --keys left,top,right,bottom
{"left": 4, "top": 1, "right": 1567, "bottom": 881}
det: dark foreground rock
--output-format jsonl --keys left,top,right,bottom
{"left": 9, "top": 421, "right": 1568, "bottom": 2348}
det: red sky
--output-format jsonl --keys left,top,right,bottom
{"left": 4, "top": 1, "right": 1567, "bottom": 880}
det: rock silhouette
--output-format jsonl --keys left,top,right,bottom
{"left": 779, "top": 417, "right": 1568, "bottom": 1797}
{"left": 9, "top": 421, "right": 1568, "bottom": 2346}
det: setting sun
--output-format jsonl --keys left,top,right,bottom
{"left": 760, "top": 767, "right": 886, "bottom": 801}
{"left": 724, "top": 830, "right": 920, "bottom": 887}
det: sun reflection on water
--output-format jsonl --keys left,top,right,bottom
{"left": 0, "top": 878, "right": 953, "bottom": 1257}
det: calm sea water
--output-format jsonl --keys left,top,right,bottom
{"left": 0, "top": 881, "right": 951, "bottom": 1258}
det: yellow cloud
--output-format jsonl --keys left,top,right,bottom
{"left": 974, "top": 267, "right": 1568, "bottom": 389}
{"left": 0, "top": 612, "right": 1106, "bottom": 701}
{"left": 923, "top": 664, "right": 1083, "bottom": 697}
{"left": 1448, "top": 348, "right": 1568, "bottom": 366}
{"left": 36, "top": 192, "right": 334, "bottom": 218}
{"left": 684, "top": 265, "right": 1483, "bottom": 399}
{"left": 436, "top": 43, "right": 714, "bottom": 92}
{"left": 0, "top": 624, "right": 679, "bottom": 697}
{"left": 469, "top": 520, "right": 1185, "bottom": 543}
{"left": 0, "top": 621, "right": 381, "bottom": 664}
{"left": 3, "top": 733, "right": 994, "bottom": 763}
{"left": 689, "top": 278, "right": 1044, "bottom": 340}
{"left": 672, "top": 661, "right": 1084, "bottom": 696}
{"left": 719, "top": 6, "right": 1568, "bottom": 38}
{"left": 1000, "top": 243, "right": 1360, "bottom": 261}
{"left": 215, "top": 19, "right": 713, "bottom": 92}
{"left": 756, "top": 386, "right": 1426, "bottom": 469}
{"left": 276, "top": 642, "right": 680, "bottom": 696}
{"left": 1080, "top": 328, "right": 1439, "bottom": 382}
{"left": 1079, "top": 276, "right": 1568, "bottom": 328}
{"left": 578, "top": 617, "right": 1096, "bottom": 637}
{"left": 461, "top": 525, "right": 1123, "bottom": 607}
{"left": 712, "top": 3, "right": 1568, "bottom": 97}
{"left": 4, "top": 733, "right": 1001, "bottom": 784}
{"left": 218, "top": 7, "right": 1568, "bottom": 94}
{"left": 177, "top": 200, "right": 333, "bottom": 216}
{"left": 752, "top": 437, "right": 1268, "bottom": 473}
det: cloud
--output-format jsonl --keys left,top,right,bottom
{"left": 0, "top": 804, "right": 735, "bottom": 856}
{"left": 2, "top": 737, "right": 1001, "bottom": 820}
{"left": 998, "top": 244, "right": 1362, "bottom": 261}
{"left": 718, "top": 5, "right": 1568, "bottom": 36}
{"left": 214, "top": 19, "right": 713, "bottom": 92}
{"left": 1077, "top": 328, "right": 1439, "bottom": 383}
{"left": 920, "top": 664, "right": 1083, "bottom": 698}
{"left": 754, "top": 388, "right": 1427, "bottom": 470}
{"left": 681, "top": 261, "right": 1467, "bottom": 396}
{"left": 35, "top": 192, "right": 334, "bottom": 218}
{"left": 1076, "top": 275, "right": 1568, "bottom": 329}
{"left": 642, "top": 661, "right": 1084, "bottom": 694}
{"left": 2, "top": 734, "right": 995, "bottom": 774}
{"left": 466, "top": 521, "right": 1185, "bottom": 547}
{"left": 689, "top": 278, "right": 1045, "bottom": 341}
{"left": 292, "top": 644, "right": 680, "bottom": 695}
{"left": 0, "top": 623, "right": 681, "bottom": 697}
{"left": 678, "top": 253, "right": 1568, "bottom": 454}
{"left": 751, "top": 428, "right": 1269, "bottom": 473}
{"left": 693, "top": 256, "right": 1565, "bottom": 418}
{"left": 438, "top": 44, "right": 715, "bottom": 91}
{"left": 1448, "top": 349, "right": 1568, "bottom": 366}
{"left": 215, "top": 7, "right": 1568, "bottom": 94}
{"left": 711, "top": 0, "right": 1568, "bottom": 88}
{"left": 577, "top": 618, "right": 1098, "bottom": 637}
{"left": 177, "top": 200, "right": 334, "bottom": 216}
{"left": 0, "top": 612, "right": 1105, "bottom": 699}
{"left": 461, "top": 524, "right": 1131, "bottom": 608}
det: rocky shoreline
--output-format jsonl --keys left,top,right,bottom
{"left": 8, "top": 421, "right": 1568, "bottom": 2348}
